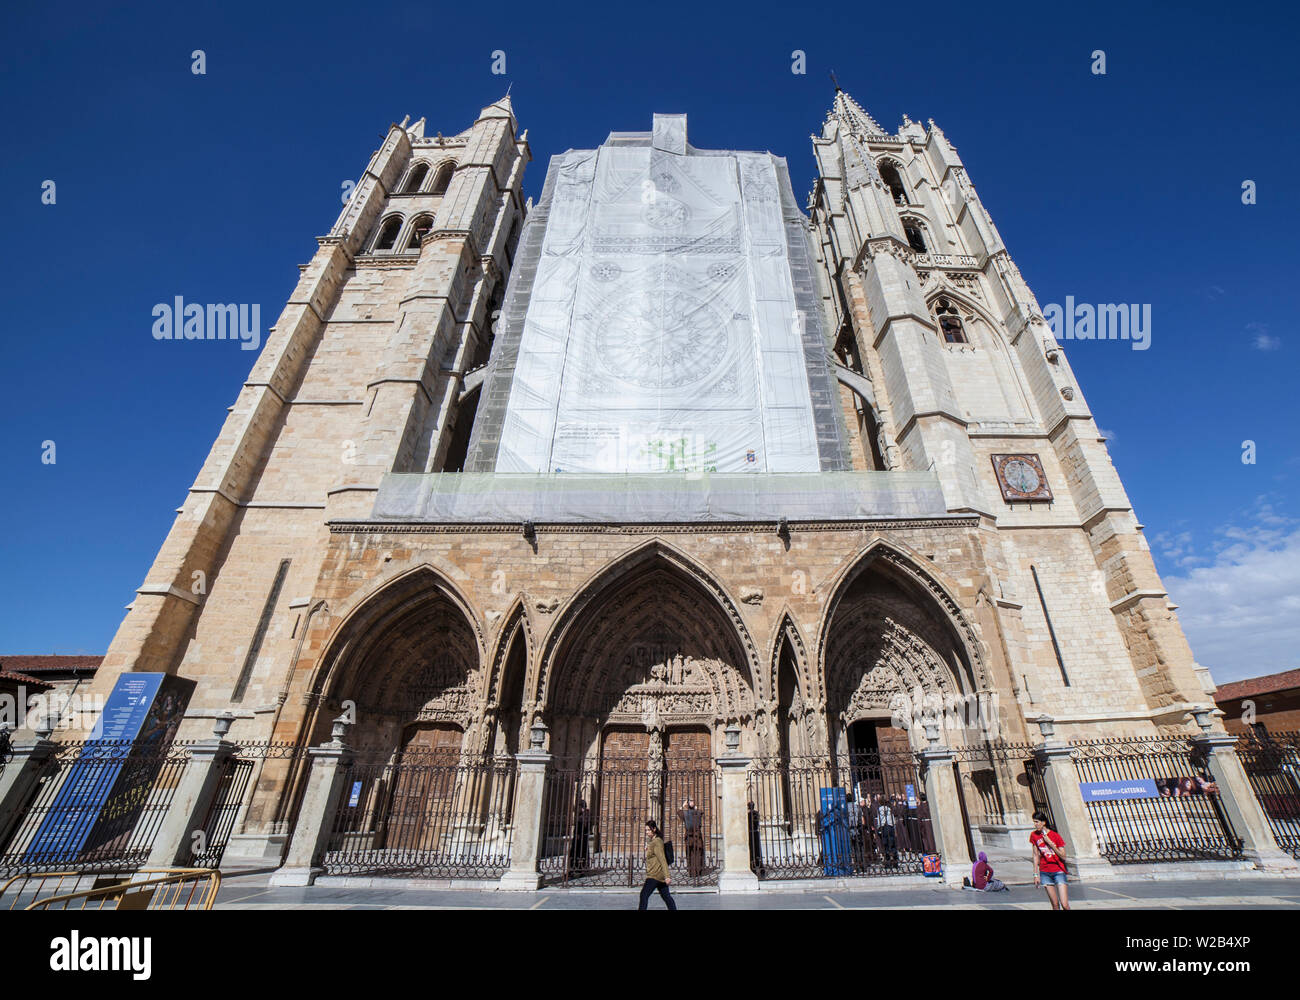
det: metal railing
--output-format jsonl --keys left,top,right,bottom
{"left": 745, "top": 751, "right": 932, "bottom": 880}
{"left": 1236, "top": 731, "right": 1300, "bottom": 859}
{"left": 0, "top": 740, "right": 191, "bottom": 877}
{"left": 540, "top": 755, "right": 720, "bottom": 887}
{"left": 1072, "top": 737, "right": 1242, "bottom": 863}
{"left": 320, "top": 748, "right": 516, "bottom": 878}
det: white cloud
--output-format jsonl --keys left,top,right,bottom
{"left": 1247, "top": 321, "right": 1281, "bottom": 351}
{"left": 1163, "top": 503, "right": 1300, "bottom": 685}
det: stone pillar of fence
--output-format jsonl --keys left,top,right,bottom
{"left": 918, "top": 725, "right": 971, "bottom": 887}
{"left": 499, "top": 721, "right": 552, "bottom": 891}
{"left": 269, "top": 720, "right": 354, "bottom": 887}
{"left": 1030, "top": 736, "right": 1110, "bottom": 879}
{"left": 1190, "top": 720, "right": 1299, "bottom": 872}
{"left": 716, "top": 724, "right": 759, "bottom": 892}
{"left": 147, "top": 716, "right": 237, "bottom": 867}
{"left": 0, "top": 727, "right": 59, "bottom": 848}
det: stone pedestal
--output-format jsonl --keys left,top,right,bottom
{"left": 498, "top": 750, "right": 551, "bottom": 891}
{"left": 716, "top": 754, "right": 759, "bottom": 892}
{"left": 269, "top": 742, "right": 353, "bottom": 886}
{"left": 0, "top": 738, "right": 59, "bottom": 847}
{"left": 1192, "top": 732, "right": 1299, "bottom": 872}
{"left": 918, "top": 746, "right": 973, "bottom": 887}
{"left": 147, "top": 738, "right": 236, "bottom": 867}
{"left": 1032, "top": 741, "right": 1110, "bottom": 879}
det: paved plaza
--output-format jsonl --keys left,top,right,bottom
{"left": 210, "top": 870, "right": 1300, "bottom": 910}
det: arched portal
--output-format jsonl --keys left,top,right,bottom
{"left": 534, "top": 549, "right": 755, "bottom": 886}
{"left": 823, "top": 551, "right": 977, "bottom": 758}
{"left": 542, "top": 562, "right": 756, "bottom": 764}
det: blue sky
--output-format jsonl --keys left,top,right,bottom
{"left": 1, "top": 0, "right": 1296, "bottom": 683}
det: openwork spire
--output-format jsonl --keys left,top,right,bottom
{"left": 831, "top": 87, "right": 887, "bottom": 138}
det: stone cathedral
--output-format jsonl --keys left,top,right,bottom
{"left": 77, "top": 91, "right": 1215, "bottom": 862}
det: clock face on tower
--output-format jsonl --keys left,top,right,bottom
{"left": 991, "top": 453, "right": 1053, "bottom": 502}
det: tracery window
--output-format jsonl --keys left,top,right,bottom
{"left": 934, "top": 297, "right": 967, "bottom": 344}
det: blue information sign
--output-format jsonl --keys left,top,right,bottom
{"left": 1079, "top": 779, "right": 1159, "bottom": 802}
{"left": 23, "top": 673, "right": 193, "bottom": 861}
{"left": 818, "top": 787, "right": 851, "bottom": 877}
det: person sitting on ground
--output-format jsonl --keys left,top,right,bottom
{"left": 969, "top": 850, "right": 1007, "bottom": 891}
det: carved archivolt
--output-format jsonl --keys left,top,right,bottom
{"left": 545, "top": 567, "right": 755, "bottom": 726}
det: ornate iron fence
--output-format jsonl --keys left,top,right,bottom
{"left": 320, "top": 748, "right": 516, "bottom": 878}
{"left": 745, "top": 751, "right": 932, "bottom": 880}
{"left": 1236, "top": 731, "right": 1300, "bottom": 859}
{"left": 540, "top": 755, "right": 720, "bottom": 887}
{"left": 0, "top": 740, "right": 191, "bottom": 876}
{"left": 1072, "top": 737, "right": 1242, "bottom": 863}
{"left": 949, "top": 740, "right": 1046, "bottom": 830}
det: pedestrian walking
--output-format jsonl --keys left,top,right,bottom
{"left": 875, "top": 795, "right": 898, "bottom": 867}
{"left": 1029, "top": 810, "right": 1070, "bottom": 909}
{"left": 639, "top": 819, "right": 677, "bottom": 910}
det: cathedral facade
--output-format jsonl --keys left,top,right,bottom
{"left": 78, "top": 92, "right": 1216, "bottom": 864}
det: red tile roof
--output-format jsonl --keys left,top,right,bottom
{"left": 0, "top": 655, "right": 102, "bottom": 674}
{"left": 1215, "top": 668, "right": 1300, "bottom": 702}
{"left": 0, "top": 669, "right": 53, "bottom": 689}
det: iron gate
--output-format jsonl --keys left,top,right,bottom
{"left": 320, "top": 749, "right": 516, "bottom": 878}
{"left": 1072, "top": 737, "right": 1242, "bottom": 863}
{"left": 1237, "top": 731, "right": 1300, "bottom": 858}
{"left": 745, "top": 751, "right": 932, "bottom": 879}
{"left": 188, "top": 754, "right": 256, "bottom": 868}
{"left": 541, "top": 756, "right": 720, "bottom": 887}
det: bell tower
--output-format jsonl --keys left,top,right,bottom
{"left": 809, "top": 85, "right": 1216, "bottom": 725}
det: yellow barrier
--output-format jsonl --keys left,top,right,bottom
{"left": 3, "top": 868, "right": 221, "bottom": 910}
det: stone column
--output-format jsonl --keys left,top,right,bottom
{"left": 498, "top": 748, "right": 551, "bottom": 891}
{"left": 1191, "top": 730, "right": 1299, "bottom": 872}
{"left": 146, "top": 736, "right": 236, "bottom": 867}
{"left": 1031, "top": 741, "right": 1110, "bottom": 879}
{"left": 0, "top": 733, "right": 60, "bottom": 848}
{"left": 918, "top": 745, "right": 972, "bottom": 887}
{"left": 268, "top": 739, "right": 354, "bottom": 887}
{"left": 716, "top": 752, "right": 759, "bottom": 892}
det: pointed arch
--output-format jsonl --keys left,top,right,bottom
{"left": 924, "top": 283, "right": 1035, "bottom": 417}
{"left": 767, "top": 609, "right": 816, "bottom": 707}
{"left": 484, "top": 595, "right": 534, "bottom": 707}
{"left": 531, "top": 538, "right": 762, "bottom": 715}
{"left": 297, "top": 563, "right": 485, "bottom": 747}
{"left": 817, "top": 538, "right": 987, "bottom": 696}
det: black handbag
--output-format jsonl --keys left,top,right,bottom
{"left": 663, "top": 839, "right": 675, "bottom": 866}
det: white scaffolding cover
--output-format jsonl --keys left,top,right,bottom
{"left": 494, "top": 119, "right": 822, "bottom": 474}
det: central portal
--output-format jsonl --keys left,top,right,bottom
{"left": 538, "top": 555, "right": 755, "bottom": 886}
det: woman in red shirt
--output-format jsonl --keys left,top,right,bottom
{"left": 1029, "top": 810, "right": 1070, "bottom": 910}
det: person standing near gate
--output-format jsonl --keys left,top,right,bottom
{"left": 678, "top": 798, "right": 705, "bottom": 878}
{"left": 1029, "top": 810, "right": 1070, "bottom": 910}
{"left": 568, "top": 798, "right": 591, "bottom": 875}
{"left": 747, "top": 800, "right": 765, "bottom": 877}
{"left": 875, "top": 795, "right": 898, "bottom": 867}
{"left": 639, "top": 819, "right": 677, "bottom": 911}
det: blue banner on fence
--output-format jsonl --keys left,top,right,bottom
{"left": 818, "top": 786, "right": 851, "bottom": 877}
{"left": 23, "top": 673, "right": 193, "bottom": 861}
{"left": 1079, "top": 779, "right": 1159, "bottom": 802}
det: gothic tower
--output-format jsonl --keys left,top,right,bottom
{"left": 808, "top": 87, "right": 1215, "bottom": 722}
